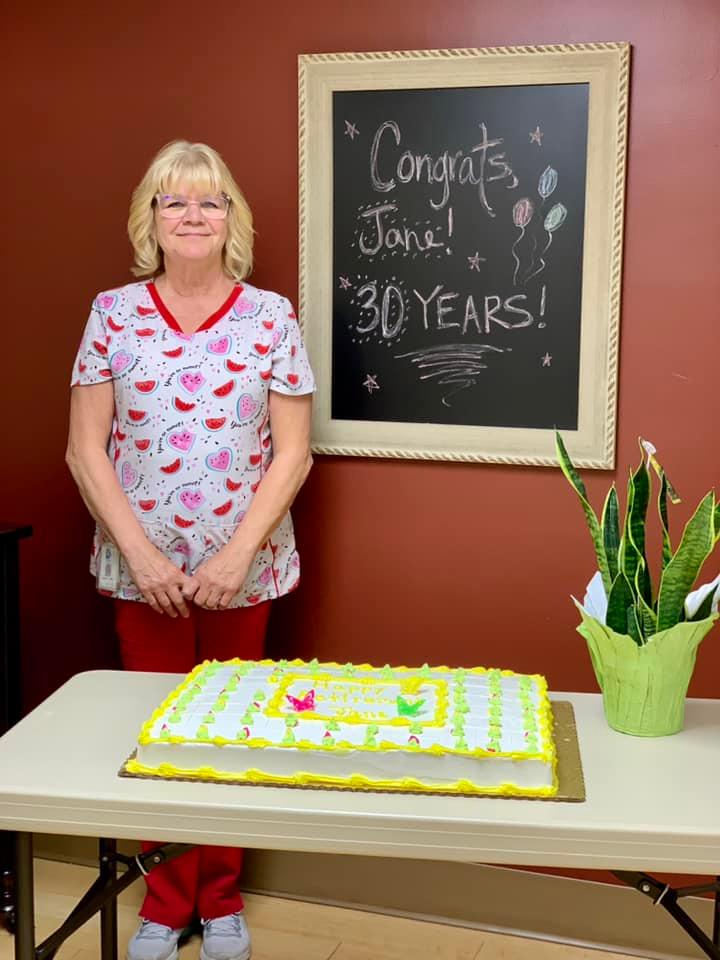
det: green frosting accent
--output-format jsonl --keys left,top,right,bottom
{"left": 380, "top": 665, "right": 394, "bottom": 680}
{"left": 253, "top": 690, "right": 266, "bottom": 701}
{"left": 487, "top": 738, "right": 501, "bottom": 752}
{"left": 196, "top": 725, "right": 210, "bottom": 740}
{"left": 202, "top": 712, "right": 215, "bottom": 724}
{"left": 238, "top": 728, "right": 250, "bottom": 740}
{"left": 409, "top": 721, "right": 423, "bottom": 734}
{"left": 418, "top": 664, "right": 432, "bottom": 678}
{"left": 282, "top": 730, "right": 296, "bottom": 744}
{"left": 241, "top": 710, "right": 254, "bottom": 724}
{"left": 159, "top": 725, "right": 171, "bottom": 739}
{"left": 285, "top": 716, "right": 298, "bottom": 728}
{"left": 364, "top": 724, "right": 379, "bottom": 747}
{"left": 396, "top": 695, "right": 425, "bottom": 717}
{"left": 454, "top": 736, "right": 468, "bottom": 751}
{"left": 343, "top": 663, "right": 356, "bottom": 676}
{"left": 327, "top": 720, "right": 340, "bottom": 731}
{"left": 322, "top": 736, "right": 335, "bottom": 747}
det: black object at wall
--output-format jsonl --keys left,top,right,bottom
{"left": 0, "top": 523, "right": 32, "bottom": 934}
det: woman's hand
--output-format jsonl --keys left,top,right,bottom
{"left": 125, "top": 544, "right": 194, "bottom": 617}
{"left": 184, "top": 545, "right": 252, "bottom": 610}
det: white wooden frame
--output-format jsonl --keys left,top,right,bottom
{"left": 298, "top": 44, "right": 630, "bottom": 467}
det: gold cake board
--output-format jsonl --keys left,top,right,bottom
{"left": 119, "top": 701, "right": 585, "bottom": 802}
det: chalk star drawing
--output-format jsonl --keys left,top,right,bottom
{"left": 530, "top": 126, "right": 544, "bottom": 145}
{"left": 541, "top": 352, "right": 553, "bottom": 367}
{"left": 467, "top": 252, "right": 486, "bottom": 271}
{"left": 338, "top": 276, "right": 352, "bottom": 290}
{"left": 363, "top": 373, "right": 380, "bottom": 393}
{"left": 344, "top": 120, "right": 359, "bottom": 140}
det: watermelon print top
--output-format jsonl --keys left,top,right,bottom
{"left": 71, "top": 280, "right": 316, "bottom": 608}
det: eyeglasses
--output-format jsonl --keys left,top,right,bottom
{"left": 154, "top": 193, "right": 231, "bottom": 220}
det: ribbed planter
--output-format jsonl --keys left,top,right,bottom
{"left": 575, "top": 607, "right": 718, "bottom": 736}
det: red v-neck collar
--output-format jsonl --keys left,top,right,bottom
{"left": 146, "top": 282, "right": 243, "bottom": 334}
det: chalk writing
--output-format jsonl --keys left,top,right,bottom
{"left": 332, "top": 84, "right": 589, "bottom": 428}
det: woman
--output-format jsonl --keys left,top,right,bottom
{"left": 66, "top": 140, "right": 315, "bottom": 960}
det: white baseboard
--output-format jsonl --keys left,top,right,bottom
{"left": 33, "top": 836, "right": 713, "bottom": 959}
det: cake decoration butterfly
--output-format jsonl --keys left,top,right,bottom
{"left": 396, "top": 695, "right": 425, "bottom": 717}
{"left": 287, "top": 689, "right": 315, "bottom": 712}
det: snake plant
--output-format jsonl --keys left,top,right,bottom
{"left": 556, "top": 432, "right": 720, "bottom": 645}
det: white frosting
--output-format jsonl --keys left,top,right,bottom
{"left": 134, "top": 660, "right": 557, "bottom": 794}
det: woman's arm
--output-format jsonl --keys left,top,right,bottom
{"left": 188, "top": 392, "right": 313, "bottom": 609}
{"left": 66, "top": 382, "right": 192, "bottom": 617}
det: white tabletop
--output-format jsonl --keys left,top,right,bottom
{"left": 0, "top": 671, "right": 718, "bottom": 873}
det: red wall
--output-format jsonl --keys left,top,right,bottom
{"left": 4, "top": 0, "right": 719, "bottom": 888}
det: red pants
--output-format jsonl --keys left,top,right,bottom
{"left": 116, "top": 599, "right": 271, "bottom": 927}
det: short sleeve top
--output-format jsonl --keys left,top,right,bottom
{"left": 71, "top": 280, "right": 315, "bottom": 607}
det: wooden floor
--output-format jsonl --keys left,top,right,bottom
{"left": 0, "top": 859, "right": 645, "bottom": 960}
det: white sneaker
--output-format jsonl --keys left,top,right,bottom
{"left": 126, "top": 919, "right": 183, "bottom": 960}
{"left": 200, "top": 911, "right": 251, "bottom": 960}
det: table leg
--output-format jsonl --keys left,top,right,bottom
{"left": 99, "top": 839, "right": 118, "bottom": 960}
{"left": 0, "top": 831, "right": 16, "bottom": 933}
{"left": 13, "top": 832, "right": 34, "bottom": 960}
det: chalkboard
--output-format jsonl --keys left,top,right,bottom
{"left": 331, "top": 84, "right": 589, "bottom": 430}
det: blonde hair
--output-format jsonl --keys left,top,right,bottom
{"left": 128, "top": 140, "right": 254, "bottom": 280}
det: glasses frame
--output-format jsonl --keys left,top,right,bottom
{"left": 153, "top": 191, "right": 232, "bottom": 220}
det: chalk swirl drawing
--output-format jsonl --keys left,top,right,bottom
{"left": 395, "top": 343, "right": 505, "bottom": 407}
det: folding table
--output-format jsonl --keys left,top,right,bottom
{"left": 0, "top": 670, "right": 718, "bottom": 959}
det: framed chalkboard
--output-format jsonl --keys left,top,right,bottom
{"left": 299, "top": 44, "right": 629, "bottom": 467}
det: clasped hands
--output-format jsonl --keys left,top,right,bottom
{"left": 128, "top": 544, "right": 251, "bottom": 617}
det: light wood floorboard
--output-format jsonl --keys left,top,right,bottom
{"left": 0, "top": 859, "right": 648, "bottom": 959}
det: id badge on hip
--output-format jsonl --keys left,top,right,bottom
{"left": 96, "top": 542, "right": 121, "bottom": 592}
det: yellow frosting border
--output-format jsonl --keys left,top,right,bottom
{"left": 124, "top": 756, "right": 559, "bottom": 798}
{"left": 137, "top": 658, "right": 556, "bottom": 770}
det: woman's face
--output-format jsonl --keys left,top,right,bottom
{"left": 153, "top": 180, "right": 228, "bottom": 269}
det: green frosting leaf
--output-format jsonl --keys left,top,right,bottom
{"left": 396, "top": 695, "right": 425, "bottom": 717}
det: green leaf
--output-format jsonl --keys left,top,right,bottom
{"left": 555, "top": 431, "right": 612, "bottom": 595}
{"left": 628, "top": 443, "right": 650, "bottom": 557}
{"left": 626, "top": 604, "right": 643, "bottom": 645}
{"left": 658, "top": 471, "right": 673, "bottom": 569}
{"left": 657, "top": 493, "right": 716, "bottom": 630}
{"left": 714, "top": 502, "right": 720, "bottom": 546}
{"left": 621, "top": 445, "right": 651, "bottom": 602}
{"left": 643, "top": 438, "right": 681, "bottom": 567}
{"left": 601, "top": 486, "right": 620, "bottom": 582}
{"left": 606, "top": 572, "right": 634, "bottom": 634}
{"left": 634, "top": 563, "right": 657, "bottom": 636}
